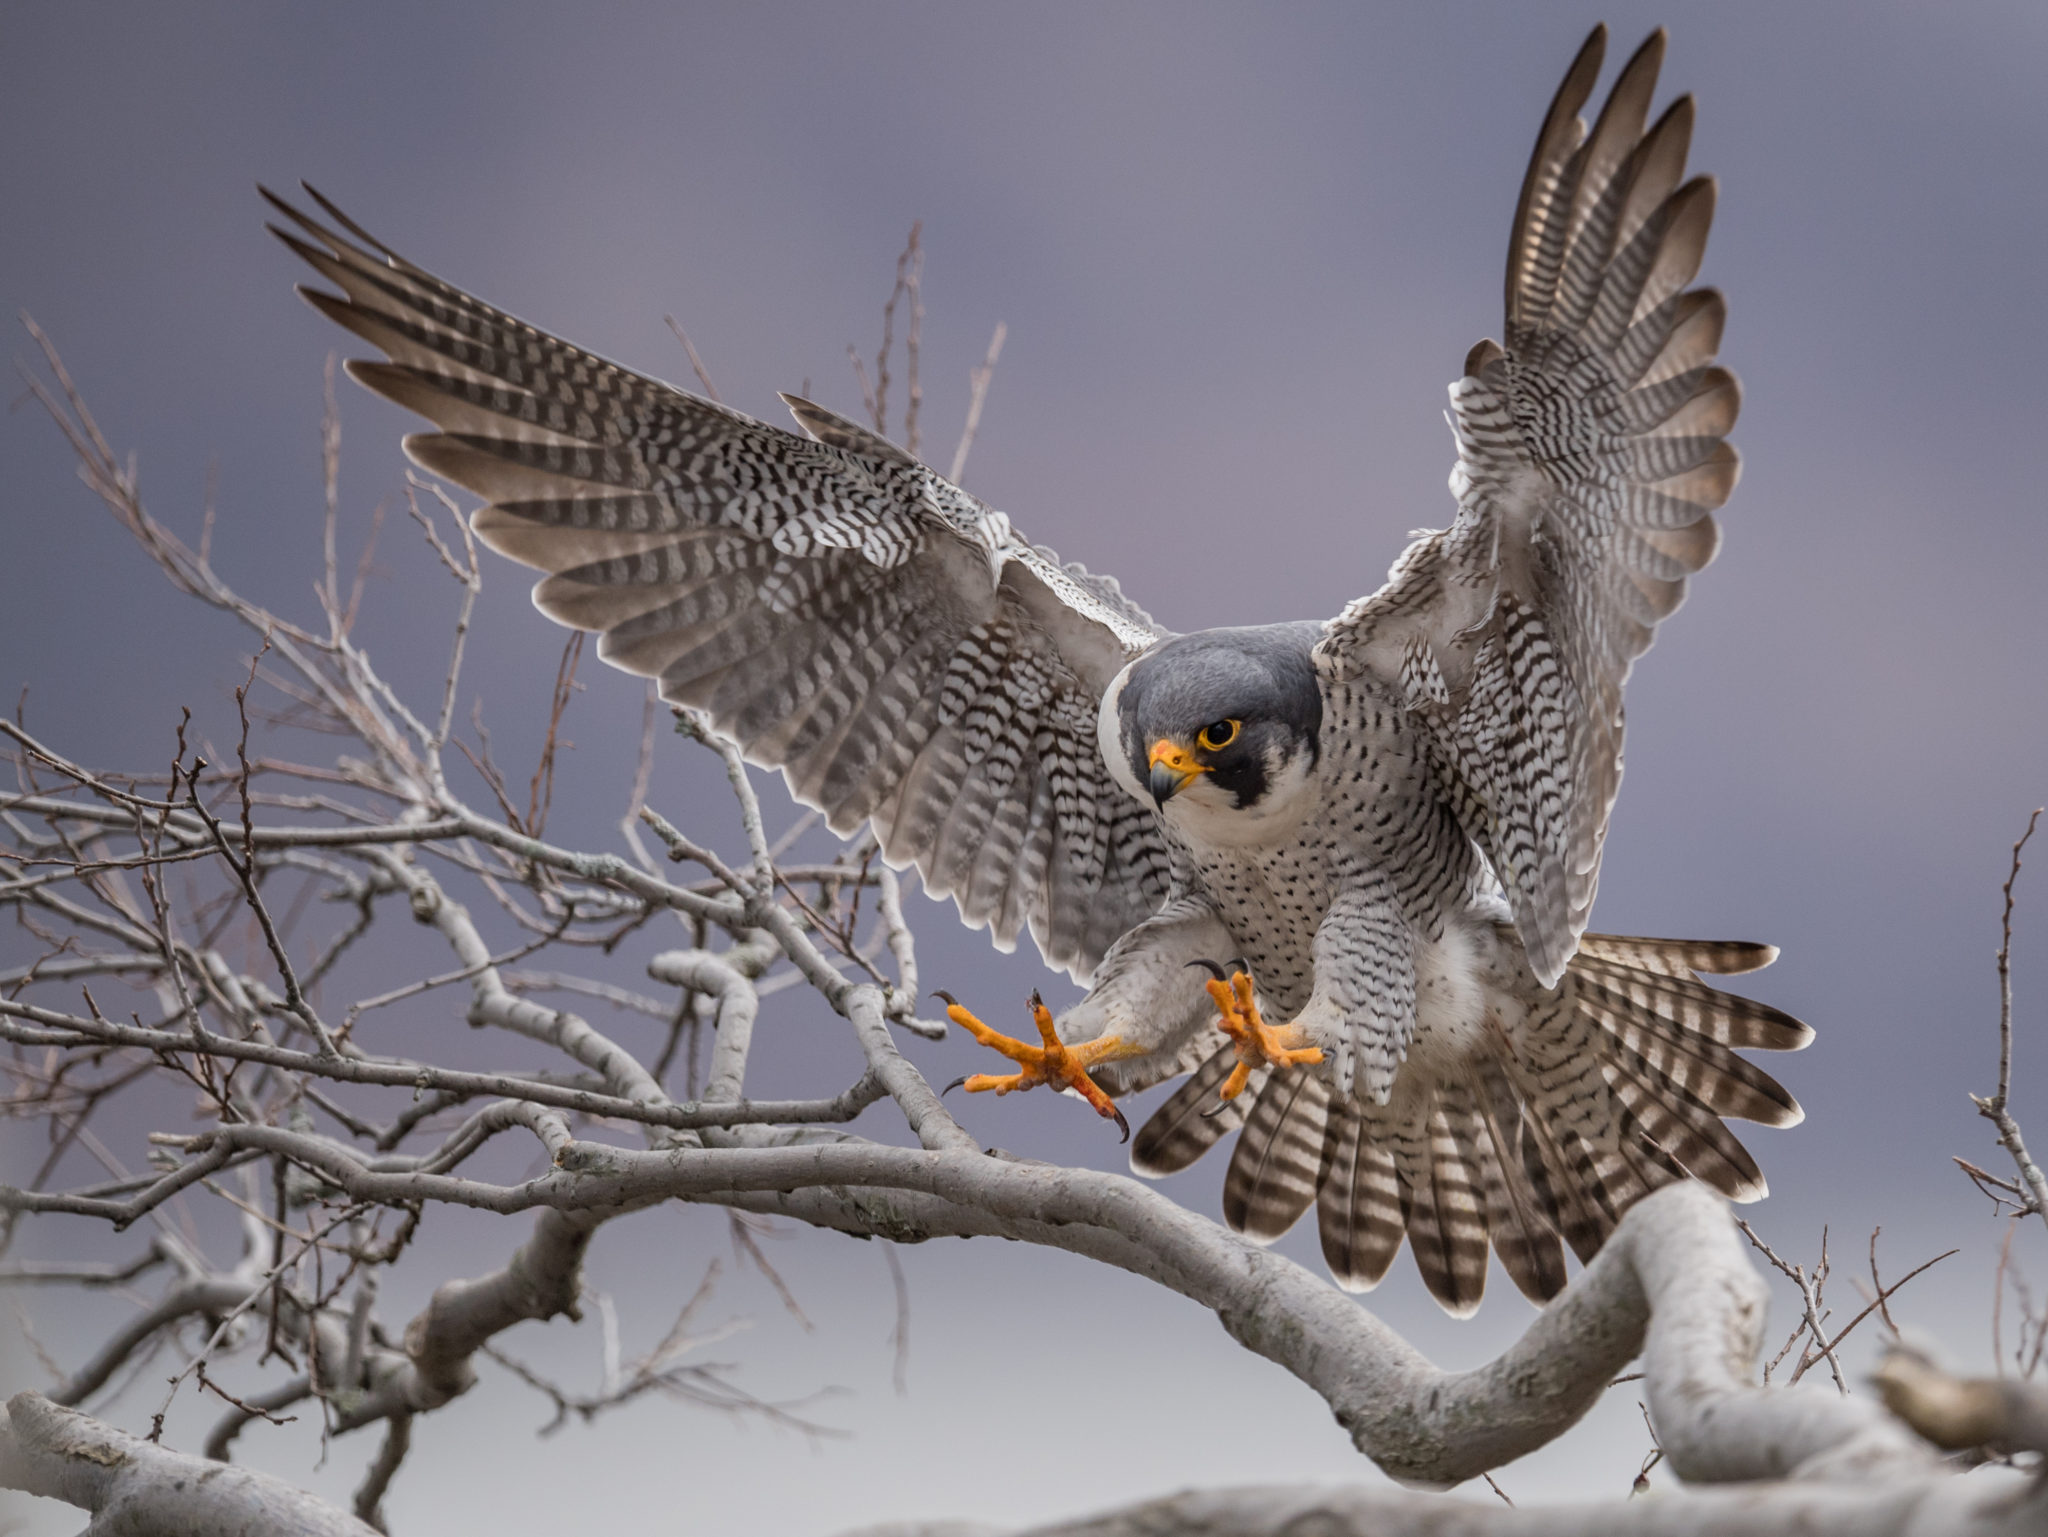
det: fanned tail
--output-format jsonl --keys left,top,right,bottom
{"left": 1130, "top": 933, "right": 1808, "bottom": 1314}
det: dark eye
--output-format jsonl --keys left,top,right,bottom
{"left": 1197, "top": 718, "right": 1240, "bottom": 752}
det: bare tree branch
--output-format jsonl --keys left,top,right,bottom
{"left": 1973, "top": 810, "right": 2048, "bottom": 1231}
{"left": 838, "top": 1458, "right": 2045, "bottom": 1537}
{"left": 1, "top": 1392, "right": 378, "bottom": 1537}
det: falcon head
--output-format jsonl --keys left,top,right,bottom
{"left": 1098, "top": 623, "right": 1324, "bottom": 842}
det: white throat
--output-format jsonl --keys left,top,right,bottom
{"left": 1160, "top": 748, "right": 1320, "bottom": 850}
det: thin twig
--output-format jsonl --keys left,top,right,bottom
{"left": 1736, "top": 1219, "right": 1847, "bottom": 1393}
{"left": 524, "top": 633, "right": 585, "bottom": 841}
{"left": 902, "top": 225, "right": 923, "bottom": 455}
{"left": 663, "top": 315, "right": 723, "bottom": 402}
{"left": 1632, "top": 1401, "right": 1665, "bottom": 1496}
{"left": 882, "top": 1241, "right": 912, "bottom": 1396}
{"left": 847, "top": 346, "right": 878, "bottom": 428}
{"left": 949, "top": 320, "right": 1007, "bottom": 484}
{"left": 1973, "top": 810, "right": 2048, "bottom": 1235}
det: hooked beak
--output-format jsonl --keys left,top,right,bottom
{"left": 1148, "top": 739, "right": 1203, "bottom": 806}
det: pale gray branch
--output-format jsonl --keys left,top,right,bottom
{"left": 648, "top": 947, "right": 764, "bottom": 1107}
{"left": 68, "top": 1123, "right": 1934, "bottom": 1490}
{"left": 847, "top": 1469, "right": 2042, "bottom": 1537}
{"left": 331, "top": 1207, "right": 603, "bottom": 1429}
{"left": 352, "top": 1411, "right": 411, "bottom": 1532}
{"left": 1, "top": 1392, "right": 377, "bottom": 1537}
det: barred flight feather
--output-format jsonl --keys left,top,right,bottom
{"left": 1576, "top": 988, "right": 1803, "bottom": 1124}
{"left": 1316, "top": 23, "right": 1743, "bottom": 989}
{"left": 269, "top": 186, "right": 1174, "bottom": 983}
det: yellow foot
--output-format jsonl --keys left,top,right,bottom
{"left": 1193, "top": 963, "right": 1324, "bottom": 1102}
{"left": 934, "top": 989, "right": 1138, "bottom": 1142}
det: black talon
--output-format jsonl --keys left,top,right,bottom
{"left": 941, "top": 1075, "right": 969, "bottom": 1098}
{"left": 1187, "top": 959, "right": 1229, "bottom": 981}
{"left": 932, "top": 989, "right": 960, "bottom": 1009}
{"left": 1200, "top": 1097, "right": 1235, "bottom": 1120}
{"left": 1226, "top": 957, "right": 1250, "bottom": 978}
{"left": 1110, "top": 1103, "right": 1131, "bottom": 1143}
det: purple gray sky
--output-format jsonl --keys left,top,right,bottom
{"left": 5, "top": 2, "right": 2048, "bottom": 1529}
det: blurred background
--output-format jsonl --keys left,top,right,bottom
{"left": 4, "top": 1, "right": 2046, "bottom": 1530}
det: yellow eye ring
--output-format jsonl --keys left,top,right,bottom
{"left": 1196, "top": 718, "right": 1240, "bottom": 752}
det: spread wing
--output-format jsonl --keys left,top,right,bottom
{"left": 1317, "top": 27, "right": 1737, "bottom": 985}
{"left": 267, "top": 188, "right": 1174, "bottom": 980}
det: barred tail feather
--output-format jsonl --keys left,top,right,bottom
{"left": 1406, "top": 1091, "right": 1496, "bottom": 1315}
{"left": 1517, "top": 1114, "right": 1612, "bottom": 1266}
{"left": 1604, "top": 1051, "right": 1768, "bottom": 1200}
{"left": 1575, "top": 934, "right": 1779, "bottom": 979}
{"left": 1579, "top": 984, "right": 1803, "bottom": 1126}
{"left": 1573, "top": 955, "right": 1811, "bottom": 1051}
{"left": 1316, "top": 1107, "right": 1405, "bottom": 1291}
{"left": 1129, "top": 1047, "right": 1252, "bottom": 1177}
{"left": 1462, "top": 1072, "right": 1569, "bottom": 1303}
{"left": 1222, "top": 1070, "right": 1331, "bottom": 1242}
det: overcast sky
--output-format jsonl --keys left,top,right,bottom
{"left": 6, "top": 3, "right": 2048, "bottom": 1530}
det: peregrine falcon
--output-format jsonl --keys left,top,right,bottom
{"left": 270, "top": 24, "right": 1810, "bottom": 1314}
